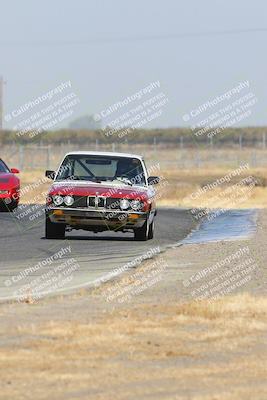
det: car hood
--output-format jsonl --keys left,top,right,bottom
{"left": 0, "top": 172, "right": 19, "bottom": 189}
{"left": 49, "top": 180, "right": 153, "bottom": 200}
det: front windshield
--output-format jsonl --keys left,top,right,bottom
{"left": 55, "top": 155, "right": 147, "bottom": 186}
{"left": 0, "top": 160, "right": 9, "bottom": 173}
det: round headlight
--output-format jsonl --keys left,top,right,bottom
{"left": 64, "top": 195, "right": 74, "bottom": 206}
{"left": 53, "top": 195, "right": 63, "bottom": 206}
{"left": 131, "top": 200, "right": 142, "bottom": 210}
{"left": 120, "top": 199, "right": 130, "bottom": 210}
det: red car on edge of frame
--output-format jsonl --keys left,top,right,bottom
{"left": 45, "top": 151, "right": 160, "bottom": 240}
{"left": 0, "top": 158, "right": 20, "bottom": 211}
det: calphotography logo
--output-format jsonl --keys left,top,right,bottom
{"left": 181, "top": 80, "right": 258, "bottom": 140}
{"left": 182, "top": 164, "right": 258, "bottom": 222}
{"left": 94, "top": 81, "right": 169, "bottom": 139}
{"left": 5, "top": 80, "right": 80, "bottom": 139}
{"left": 182, "top": 246, "right": 260, "bottom": 302}
{"left": 3, "top": 245, "right": 81, "bottom": 303}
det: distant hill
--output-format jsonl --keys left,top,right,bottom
{"left": 69, "top": 115, "right": 101, "bottom": 130}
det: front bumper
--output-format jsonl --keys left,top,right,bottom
{"left": 46, "top": 207, "right": 148, "bottom": 230}
{"left": 0, "top": 188, "right": 20, "bottom": 204}
{"left": 0, "top": 195, "right": 17, "bottom": 207}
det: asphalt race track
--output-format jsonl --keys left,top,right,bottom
{"left": 0, "top": 206, "right": 197, "bottom": 301}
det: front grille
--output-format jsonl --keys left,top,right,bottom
{"left": 53, "top": 195, "right": 143, "bottom": 211}
{"left": 73, "top": 196, "right": 87, "bottom": 208}
{"left": 88, "top": 196, "right": 106, "bottom": 208}
{"left": 106, "top": 197, "right": 121, "bottom": 210}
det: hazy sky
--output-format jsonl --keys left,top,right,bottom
{"left": 1, "top": 0, "right": 266, "bottom": 129}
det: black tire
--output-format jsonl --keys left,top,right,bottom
{"left": 45, "top": 215, "right": 65, "bottom": 239}
{"left": 134, "top": 219, "right": 149, "bottom": 241}
{"left": 0, "top": 200, "right": 18, "bottom": 212}
{"left": 0, "top": 202, "right": 6, "bottom": 212}
{"left": 148, "top": 219, "right": 154, "bottom": 240}
{"left": 7, "top": 200, "right": 19, "bottom": 212}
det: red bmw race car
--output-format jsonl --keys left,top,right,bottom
{"left": 0, "top": 158, "right": 20, "bottom": 211}
{"left": 45, "top": 152, "right": 160, "bottom": 240}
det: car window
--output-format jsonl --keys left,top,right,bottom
{"left": 73, "top": 158, "right": 118, "bottom": 178}
{"left": 56, "top": 155, "right": 146, "bottom": 185}
{"left": 0, "top": 159, "right": 9, "bottom": 173}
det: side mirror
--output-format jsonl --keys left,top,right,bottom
{"left": 148, "top": 176, "right": 160, "bottom": 185}
{"left": 11, "top": 168, "right": 20, "bottom": 174}
{"left": 45, "top": 170, "right": 55, "bottom": 180}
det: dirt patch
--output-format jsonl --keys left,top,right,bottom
{"left": 0, "top": 294, "right": 267, "bottom": 400}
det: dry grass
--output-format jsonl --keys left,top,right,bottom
{"left": 19, "top": 171, "right": 50, "bottom": 204}
{"left": 0, "top": 293, "right": 267, "bottom": 399}
{"left": 158, "top": 166, "right": 267, "bottom": 208}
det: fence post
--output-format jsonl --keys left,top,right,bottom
{"left": 112, "top": 143, "right": 116, "bottom": 152}
{"left": 209, "top": 136, "right": 213, "bottom": 148}
{"left": 19, "top": 145, "right": 24, "bottom": 171}
{"left": 46, "top": 146, "right": 51, "bottom": 170}
{"left": 263, "top": 132, "right": 266, "bottom": 149}
{"left": 180, "top": 136, "right": 184, "bottom": 149}
{"left": 251, "top": 151, "right": 257, "bottom": 168}
{"left": 153, "top": 137, "right": 157, "bottom": 155}
{"left": 95, "top": 139, "right": 99, "bottom": 150}
{"left": 195, "top": 152, "right": 201, "bottom": 168}
{"left": 239, "top": 134, "right": 243, "bottom": 150}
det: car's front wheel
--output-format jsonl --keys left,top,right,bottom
{"left": 45, "top": 216, "right": 66, "bottom": 239}
{"left": 7, "top": 200, "right": 19, "bottom": 212}
{"left": 148, "top": 219, "right": 154, "bottom": 239}
{"left": 134, "top": 218, "right": 154, "bottom": 241}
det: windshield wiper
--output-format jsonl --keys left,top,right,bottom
{"left": 83, "top": 177, "right": 102, "bottom": 183}
{"left": 56, "top": 176, "right": 80, "bottom": 181}
{"left": 57, "top": 176, "right": 101, "bottom": 182}
{"left": 114, "top": 177, "right": 133, "bottom": 186}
